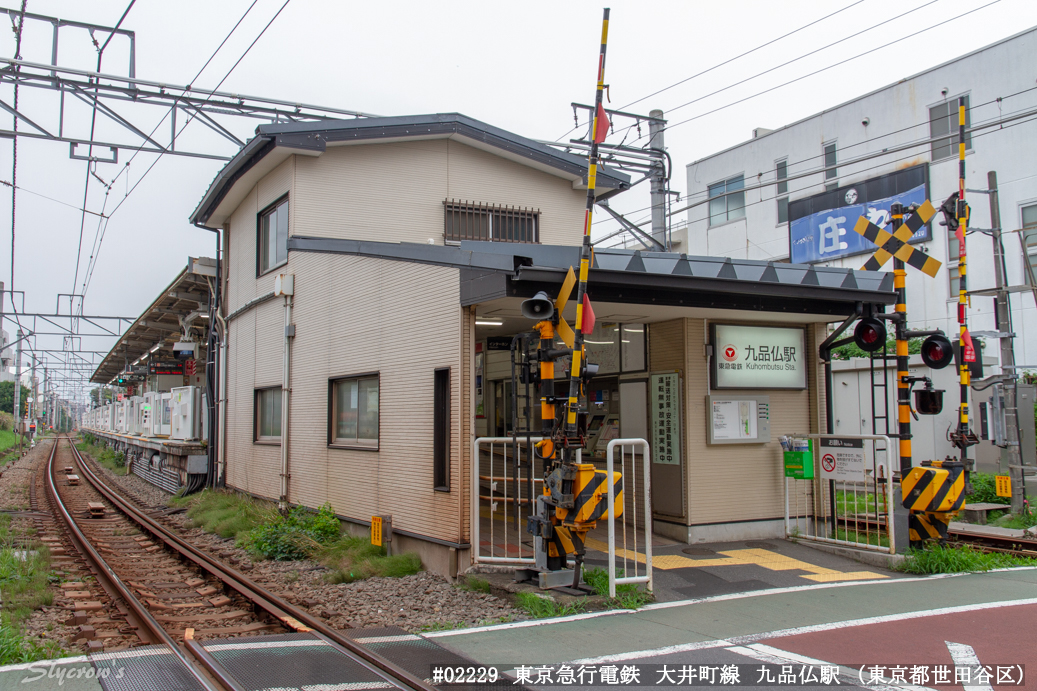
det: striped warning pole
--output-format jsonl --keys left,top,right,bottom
{"left": 565, "top": 8, "right": 610, "bottom": 436}
{"left": 890, "top": 204, "right": 912, "bottom": 476}
{"left": 956, "top": 96, "right": 971, "bottom": 474}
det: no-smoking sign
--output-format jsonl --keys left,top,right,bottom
{"left": 818, "top": 437, "right": 866, "bottom": 481}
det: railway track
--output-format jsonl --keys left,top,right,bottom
{"left": 821, "top": 512, "right": 1037, "bottom": 557}
{"left": 41, "top": 435, "right": 436, "bottom": 691}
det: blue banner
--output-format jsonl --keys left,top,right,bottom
{"left": 789, "top": 183, "right": 928, "bottom": 264}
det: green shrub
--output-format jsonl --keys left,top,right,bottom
{"left": 240, "top": 504, "right": 343, "bottom": 561}
{"left": 965, "top": 472, "right": 1009, "bottom": 505}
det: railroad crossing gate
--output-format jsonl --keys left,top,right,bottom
{"left": 902, "top": 460, "right": 965, "bottom": 542}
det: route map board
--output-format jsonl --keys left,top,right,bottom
{"left": 707, "top": 395, "right": 771, "bottom": 445}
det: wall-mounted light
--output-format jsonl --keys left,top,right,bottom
{"left": 475, "top": 319, "right": 503, "bottom": 327}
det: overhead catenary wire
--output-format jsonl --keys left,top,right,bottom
{"left": 556, "top": 0, "right": 867, "bottom": 141}
{"left": 81, "top": 0, "right": 286, "bottom": 301}
{"left": 590, "top": 85, "right": 1037, "bottom": 240}
{"left": 630, "top": 0, "right": 1001, "bottom": 144}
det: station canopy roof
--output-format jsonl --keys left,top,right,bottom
{"left": 90, "top": 259, "right": 215, "bottom": 384}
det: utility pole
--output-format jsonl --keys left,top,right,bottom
{"left": 648, "top": 109, "right": 668, "bottom": 249}
{"left": 42, "top": 367, "right": 47, "bottom": 431}
{"left": 13, "top": 329, "right": 22, "bottom": 453}
{"left": 987, "top": 171, "right": 1025, "bottom": 512}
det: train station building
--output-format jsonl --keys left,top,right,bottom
{"left": 181, "top": 112, "right": 897, "bottom": 576}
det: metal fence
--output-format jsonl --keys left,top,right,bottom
{"left": 472, "top": 436, "right": 543, "bottom": 565}
{"left": 606, "top": 439, "right": 653, "bottom": 598}
{"left": 783, "top": 433, "right": 895, "bottom": 554}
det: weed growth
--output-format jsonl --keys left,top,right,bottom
{"left": 239, "top": 504, "right": 342, "bottom": 561}
{"left": 896, "top": 543, "right": 1037, "bottom": 574}
{"left": 514, "top": 591, "right": 586, "bottom": 618}
{"left": 170, "top": 489, "right": 278, "bottom": 540}
{"left": 582, "top": 567, "right": 654, "bottom": 609}
{"left": 965, "top": 473, "right": 1010, "bottom": 505}
{"left": 834, "top": 527, "right": 890, "bottom": 547}
{"left": 319, "top": 534, "right": 422, "bottom": 582}
{"left": 458, "top": 576, "right": 492, "bottom": 594}
{"left": 75, "top": 439, "right": 127, "bottom": 475}
{"left": 0, "top": 515, "right": 65, "bottom": 664}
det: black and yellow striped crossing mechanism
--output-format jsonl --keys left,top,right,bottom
{"left": 555, "top": 463, "right": 624, "bottom": 526}
{"left": 902, "top": 459, "right": 965, "bottom": 548}
{"left": 853, "top": 200, "right": 941, "bottom": 277}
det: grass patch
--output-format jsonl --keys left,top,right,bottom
{"left": 895, "top": 543, "right": 1037, "bottom": 575}
{"left": 170, "top": 489, "right": 279, "bottom": 541}
{"left": 834, "top": 526, "right": 890, "bottom": 547}
{"left": 582, "top": 567, "right": 654, "bottom": 609}
{"left": 458, "top": 576, "right": 492, "bottom": 594}
{"left": 0, "top": 429, "right": 19, "bottom": 456}
{"left": 0, "top": 515, "right": 66, "bottom": 664}
{"left": 835, "top": 491, "right": 880, "bottom": 516}
{"left": 75, "top": 438, "right": 127, "bottom": 476}
{"left": 514, "top": 591, "right": 586, "bottom": 619}
{"left": 991, "top": 509, "right": 1037, "bottom": 530}
{"left": 318, "top": 534, "right": 422, "bottom": 583}
{"left": 965, "top": 472, "right": 1011, "bottom": 506}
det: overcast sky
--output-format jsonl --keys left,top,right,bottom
{"left": 2, "top": 0, "right": 1035, "bottom": 399}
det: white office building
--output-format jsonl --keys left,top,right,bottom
{"left": 681, "top": 26, "right": 1037, "bottom": 368}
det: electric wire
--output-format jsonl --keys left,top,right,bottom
{"left": 601, "top": 111, "right": 1037, "bottom": 252}
{"left": 631, "top": 0, "right": 1001, "bottom": 144}
{"left": 81, "top": 0, "right": 279, "bottom": 301}
{"left": 590, "top": 85, "right": 1037, "bottom": 241}
{"left": 556, "top": 0, "right": 867, "bottom": 141}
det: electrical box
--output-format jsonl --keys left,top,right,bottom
{"left": 174, "top": 342, "right": 198, "bottom": 361}
{"left": 171, "top": 386, "right": 201, "bottom": 440}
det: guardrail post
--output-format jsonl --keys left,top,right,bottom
{"left": 606, "top": 438, "right": 652, "bottom": 599}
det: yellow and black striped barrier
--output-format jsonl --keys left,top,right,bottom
{"left": 902, "top": 459, "right": 965, "bottom": 547}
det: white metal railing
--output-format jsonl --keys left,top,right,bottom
{"left": 783, "top": 433, "right": 895, "bottom": 555}
{"left": 606, "top": 438, "right": 653, "bottom": 598}
{"left": 472, "top": 436, "right": 543, "bottom": 565}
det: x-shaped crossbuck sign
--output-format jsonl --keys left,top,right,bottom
{"left": 854, "top": 199, "right": 942, "bottom": 277}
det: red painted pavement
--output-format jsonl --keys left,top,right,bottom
{"left": 760, "top": 603, "right": 1037, "bottom": 688}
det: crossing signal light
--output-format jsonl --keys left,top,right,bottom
{"left": 853, "top": 318, "right": 886, "bottom": 352}
{"left": 920, "top": 334, "right": 953, "bottom": 369}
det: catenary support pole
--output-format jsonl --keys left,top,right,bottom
{"left": 987, "top": 171, "right": 1024, "bottom": 512}
{"left": 648, "top": 109, "right": 667, "bottom": 249}
{"left": 13, "top": 329, "right": 21, "bottom": 453}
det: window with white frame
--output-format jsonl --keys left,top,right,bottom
{"left": 330, "top": 375, "right": 379, "bottom": 448}
{"left": 930, "top": 96, "right": 972, "bottom": 162}
{"left": 776, "top": 159, "right": 789, "bottom": 224}
{"left": 823, "top": 142, "right": 837, "bottom": 191}
{"left": 708, "top": 175, "right": 745, "bottom": 226}
{"left": 259, "top": 197, "right": 289, "bottom": 275}
{"left": 254, "top": 387, "right": 282, "bottom": 442}
{"left": 1023, "top": 203, "right": 1037, "bottom": 284}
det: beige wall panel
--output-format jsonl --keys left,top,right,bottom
{"left": 257, "top": 157, "right": 293, "bottom": 210}
{"left": 686, "top": 319, "right": 813, "bottom": 526}
{"left": 252, "top": 299, "right": 284, "bottom": 388}
{"left": 274, "top": 252, "right": 465, "bottom": 543}
{"left": 290, "top": 139, "right": 586, "bottom": 247}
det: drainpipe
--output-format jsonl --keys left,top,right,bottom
{"left": 216, "top": 311, "right": 228, "bottom": 487}
{"left": 275, "top": 274, "right": 295, "bottom": 512}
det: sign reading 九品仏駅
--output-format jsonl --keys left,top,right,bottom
{"left": 712, "top": 324, "right": 806, "bottom": 390}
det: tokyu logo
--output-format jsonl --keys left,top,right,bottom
{"left": 722, "top": 345, "right": 738, "bottom": 362}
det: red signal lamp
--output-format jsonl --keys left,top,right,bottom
{"left": 853, "top": 318, "right": 886, "bottom": 352}
{"left": 920, "top": 334, "right": 954, "bottom": 369}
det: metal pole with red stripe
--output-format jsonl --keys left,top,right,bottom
{"left": 565, "top": 7, "right": 610, "bottom": 437}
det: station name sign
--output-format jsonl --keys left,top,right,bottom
{"left": 711, "top": 324, "right": 806, "bottom": 390}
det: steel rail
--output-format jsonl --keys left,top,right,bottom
{"left": 68, "top": 440, "right": 436, "bottom": 691}
{"left": 46, "top": 437, "right": 224, "bottom": 691}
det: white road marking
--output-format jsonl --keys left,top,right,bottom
{"left": 945, "top": 642, "right": 994, "bottom": 691}
{"left": 740, "top": 643, "right": 933, "bottom": 691}
{"left": 424, "top": 567, "right": 1037, "bottom": 638}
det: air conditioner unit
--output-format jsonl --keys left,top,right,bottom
{"left": 157, "top": 392, "right": 172, "bottom": 437}
{"left": 170, "top": 386, "right": 201, "bottom": 441}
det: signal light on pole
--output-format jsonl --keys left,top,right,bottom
{"left": 920, "top": 334, "right": 953, "bottom": 369}
{"left": 853, "top": 318, "right": 886, "bottom": 352}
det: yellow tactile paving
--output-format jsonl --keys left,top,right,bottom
{"left": 585, "top": 541, "right": 888, "bottom": 582}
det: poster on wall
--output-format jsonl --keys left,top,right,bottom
{"left": 817, "top": 437, "right": 866, "bottom": 481}
{"left": 706, "top": 395, "right": 771, "bottom": 445}
{"left": 712, "top": 324, "right": 806, "bottom": 390}
{"left": 650, "top": 372, "right": 681, "bottom": 465}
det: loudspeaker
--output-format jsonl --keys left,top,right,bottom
{"left": 521, "top": 291, "right": 555, "bottom": 320}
